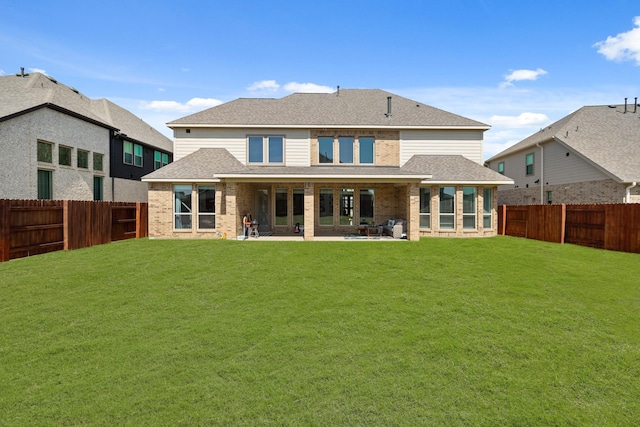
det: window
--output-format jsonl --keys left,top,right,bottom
{"left": 420, "top": 187, "right": 431, "bottom": 229}
{"left": 275, "top": 188, "right": 288, "bottom": 226}
{"left": 123, "top": 141, "right": 133, "bottom": 165}
{"left": 37, "top": 141, "right": 52, "bottom": 163}
{"left": 498, "top": 162, "right": 504, "bottom": 175}
{"left": 154, "top": 151, "right": 169, "bottom": 170}
{"left": 174, "top": 184, "right": 192, "bottom": 230}
{"left": 93, "top": 153, "right": 103, "bottom": 171}
{"left": 359, "top": 137, "right": 374, "bottom": 164}
{"left": 37, "top": 170, "right": 52, "bottom": 200}
{"left": 77, "top": 150, "right": 89, "bottom": 169}
{"left": 338, "top": 137, "right": 354, "bottom": 164}
{"left": 198, "top": 185, "right": 216, "bottom": 229}
{"left": 319, "top": 189, "right": 334, "bottom": 226}
{"left": 318, "top": 137, "right": 334, "bottom": 163}
{"left": 93, "top": 176, "right": 103, "bottom": 201}
{"left": 463, "top": 187, "right": 477, "bottom": 230}
{"left": 293, "top": 189, "right": 304, "bottom": 226}
{"left": 134, "top": 144, "right": 143, "bottom": 167}
{"left": 340, "top": 188, "right": 354, "bottom": 225}
{"left": 359, "top": 188, "right": 374, "bottom": 225}
{"left": 439, "top": 187, "right": 455, "bottom": 230}
{"left": 483, "top": 188, "right": 492, "bottom": 229}
{"left": 248, "top": 136, "right": 284, "bottom": 164}
{"left": 59, "top": 146, "right": 72, "bottom": 166}
{"left": 525, "top": 153, "right": 534, "bottom": 175}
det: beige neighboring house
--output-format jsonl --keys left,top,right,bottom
{"left": 142, "top": 89, "right": 512, "bottom": 241}
{"left": 0, "top": 69, "right": 173, "bottom": 202}
{"left": 485, "top": 102, "right": 640, "bottom": 205}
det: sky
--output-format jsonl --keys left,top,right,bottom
{"left": 2, "top": 0, "right": 640, "bottom": 160}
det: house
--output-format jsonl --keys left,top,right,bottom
{"left": 0, "top": 69, "right": 173, "bottom": 202}
{"left": 485, "top": 102, "right": 640, "bottom": 205}
{"left": 142, "top": 89, "right": 512, "bottom": 241}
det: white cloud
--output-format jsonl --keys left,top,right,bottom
{"left": 283, "top": 82, "right": 334, "bottom": 93}
{"left": 594, "top": 16, "right": 640, "bottom": 65}
{"left": 0, "top": 69, "right": 4, "bottom": 75}
{"left": 247, "top": 80, "right": 280, "bottom": 91}
{"left": 500, "top": 68, "right": 548, "bottom": 88}
{"left": 29, "top": 67, "right": 47, "bottom": 75}
{"left": 139, "top": 97, "right": 223, "bottom": 113}
{"left": 489, "top": 112, "right": 550, "bottom": 128}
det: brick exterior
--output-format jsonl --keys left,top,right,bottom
{"left": 310, "top": 129, "right": 400, "bottom": 166}
{"left": 498, "top": 179, "right": 640, "bottom": 205}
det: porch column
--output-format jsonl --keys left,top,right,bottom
{"left": 225, "top": 182, "right": 238, "bottom": 237}
{"left": 304, "top": 182, "right": 315, "bottom": 241}
{"left": 407, "top": 182, "right": 420, "bottom": 241}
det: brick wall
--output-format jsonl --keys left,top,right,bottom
{"left": 498, "top": 179, "right": 631, "bottom": 205}
{"left": 309, "top": 129, "right": 400, "bottom": 166}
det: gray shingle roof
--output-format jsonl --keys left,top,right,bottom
{"left": 0, "top": 72, "right": 172, "bottom": 151}
{"left": 403, "top": 155, "right": 513, "bottom": 183}
{"left": 486, "top": 104, "right": 640, "bottom": 182}
{"left": 168, "top": 89, "right": 488, "bottom": 129}
{"left": 143, "top": 149, "right": 511, "bottom": 185}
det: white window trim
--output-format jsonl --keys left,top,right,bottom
{"left": 247, "top": 135, "right": 285, "bottom": 165}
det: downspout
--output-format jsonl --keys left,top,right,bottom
{"left": 626, "top": 182, "right": 637, "bottom": 203}
{"left": 536, "top": 142, "right": 544, "bottom": 204}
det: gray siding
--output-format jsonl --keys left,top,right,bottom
{"left": 543, "top": 141, "right": 609, "bottom": 184}
{"left": 400, "top": 129, "right": 484, "bottom": 165}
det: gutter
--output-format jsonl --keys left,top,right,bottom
{"left": 626, "top": 182, "right": 637, "bottom": 203}
{"left": 536, "top": 142, "right": 544, "bottom": 204}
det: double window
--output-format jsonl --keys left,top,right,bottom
{"left": 318, "top": 136, "right": 375, "bottom": 165}
{"left": 173, "top": 184, "right": 217, "bottom": 230}
{"left": 248, "top": 136, "right": 284, "bottom": 164}
{"left": 124, "top": 141, "right": 143, "bottom": 167}
{"left": 154, "top": 151, "right": 169, "bottom": 170}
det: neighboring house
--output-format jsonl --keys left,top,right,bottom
{"left": 0, "top": 69, "right": 173, "bottom": 202}
{"left": 485, "top": 102, "right": 640, "bottom": 205}
{"left": 142, "top": 89, "right": 512, "bottom": 241}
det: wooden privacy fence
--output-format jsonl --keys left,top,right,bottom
{"left": 498, "top": 204, "right": 640, "bottom": 254}
{"left": 0, "top": 199, "right": 148, "bottom": 262}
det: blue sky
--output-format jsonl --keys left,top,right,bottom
{"left": 2, "top": 0, "right": 640, "bottom": 159}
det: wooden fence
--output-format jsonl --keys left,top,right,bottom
{"left": 498, "top": 204, "right": 640, "bottom": 254}
{"left": 0, "top": 199, "right": 148, "bottom": 262}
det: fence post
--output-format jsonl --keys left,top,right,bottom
{"left": 0, "top": 200, "right": 10, "bottom": 262}
{"left": 63, "top": 200, "right": 70, "bottom": 251}
{"left": 560, "top": 204, "right": 566, "bottom": 244}
{"left": 501, "top": 205, "right": 507, "bottom": 235}
{"left": 136, "top": 202, "right": 142, "bottom": 239}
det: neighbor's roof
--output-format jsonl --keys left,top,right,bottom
{"left": 142, "top": 149, "right": 511, "bottom": 185}
{"left": 0, "top": 72, "right": 172, "bottom": 152}
{"left": 486, "top": 104, "right": 640, "bottom": 182}
{"left": 168, "top": 89, "right": 489, "bottom": 129}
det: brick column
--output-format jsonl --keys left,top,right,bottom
{"left": 304, "top": 182, "right": 315, "bottom": 241}
{"left": 407, "top": 182, "right": 420, "bottom": 241}
{"left": 225, "top": 182, "right": 238, "bottom": 237}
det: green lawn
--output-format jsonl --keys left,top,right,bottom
{"left": 1, "top": 237, "right": 639, "bottom": 426}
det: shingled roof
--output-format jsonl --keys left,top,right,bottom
{"left": 0, "top": 72, "right": 172, "bottom": 152}
{"left": 486, "top": 104, "right": 640, "bottom": 183}
{"left": 168, "top": 89, "right": 488, "bottom": 129}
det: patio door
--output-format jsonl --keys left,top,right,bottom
{"left": 255, "top": 189, "right": 270, "bottom": 232}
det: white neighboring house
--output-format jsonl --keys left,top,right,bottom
{"left": 143, "top": 89, "right": 513, "bottom": 241}
{"left": 0, "top": 70, "right": 173, "bottom": 202}
{"left": 485, "top": 102, "right": 640, "bottom": 205}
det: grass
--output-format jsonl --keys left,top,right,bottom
{"left": 1, "top": 236, "right": 639, "bottom": 426}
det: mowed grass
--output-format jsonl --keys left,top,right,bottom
{"left": 1, "top": 237, "right": 639, "bottom": 426}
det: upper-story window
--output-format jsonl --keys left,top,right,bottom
{"left": 77, "top": 149, "right": 89, "bottom": 169}
{"left": 498, "top": 162, "right": 504, "bottom": 175}
{"left": 319, "top": 136, "right": 374, "bottom": 165}
{"left": 124, "top": 141, "right": 143, "bottom": 167}
{"left": 248, "top": 136, "right": 284, "bottom": 164}
{"left": 359, "top": 137, "right": 374, "bottom": 164}
{"left": 59, "top": 146, "right": 72, "bottom": 166}
{"left": 154, "top": 151, "right": 169, "bottom": 170}
{"left": 339, "top": 137, "right": 354, "bottom": 164}
{"left": 319, "top": 137, "right": 334, "bottom": 163}
{"left": 37, "top": 141, "right": 53, "bottom": 163}
{"left": 525, "top": 153, "right": 534, "bottom": 175}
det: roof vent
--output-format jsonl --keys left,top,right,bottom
{"left": 16, "top": 67, "right": 29, "bottom": 78}
{"left": 385, "top": 96, "right": 392, "bottom": 118}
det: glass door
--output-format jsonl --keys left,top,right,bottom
{"left": 255, "top": 189, "right": 270, "bottom": 232}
